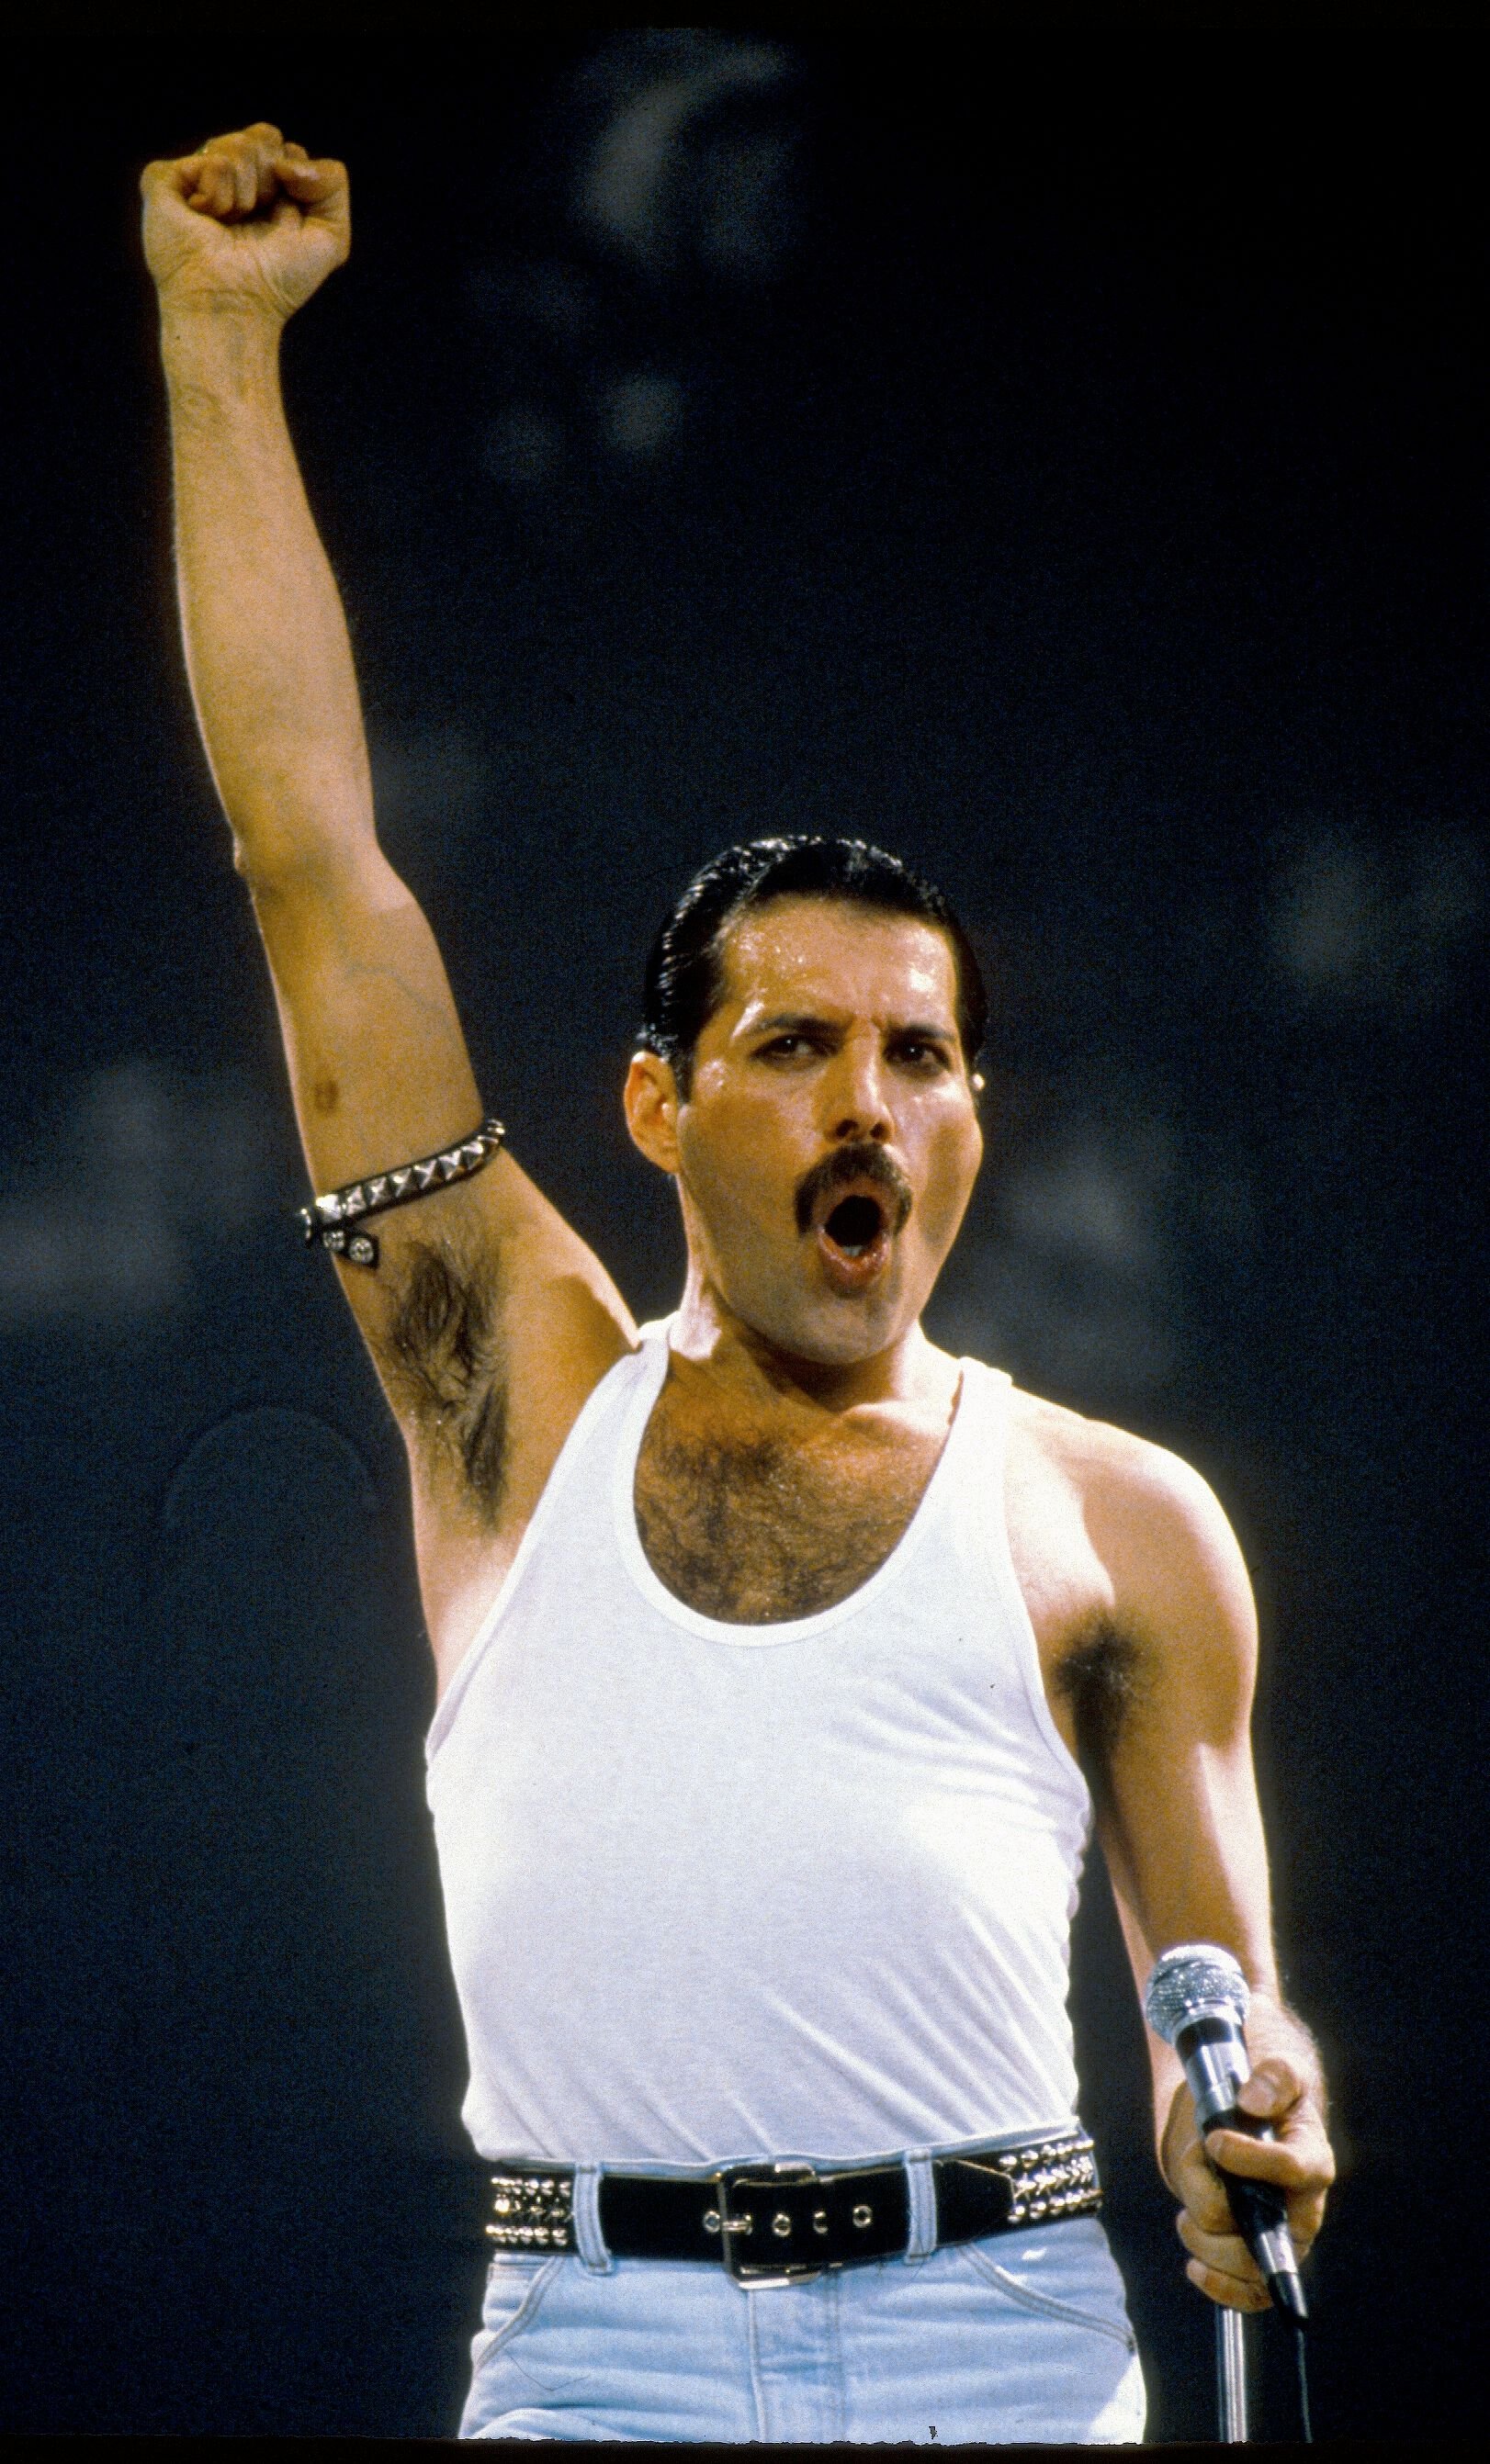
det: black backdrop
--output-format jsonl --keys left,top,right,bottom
{"left": 2, "top": 18, "right": 1485, "bottom": 2444}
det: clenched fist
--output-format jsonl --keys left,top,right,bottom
{"left": 1163, "top": 2053, "right": 1334, "bottom": 2312}
{"left": 141, "top": 122, "right": 349, "bottom": 322}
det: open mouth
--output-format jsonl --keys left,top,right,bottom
{"left": 794, "top": 1143, "right": 913, "bottom": 1298}
{"left": 810, "top": 1179, "right": 899, "bottom": 1294}
{"left": 821, "top": 1192, "right": 886, "bottom": 1258}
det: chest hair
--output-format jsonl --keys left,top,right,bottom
{"left": 634, "top": 1395, "right": 948, "bottom": 1625}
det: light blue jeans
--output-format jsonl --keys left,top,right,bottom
{"left": 459, "top": 2175, "right": 1146, "bottom": 2445}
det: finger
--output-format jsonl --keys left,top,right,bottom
{"left": 193, "top": 156, "right": 238, "bottom": 219}
{"left": 1203, "top": 2124, "right": 1334, "bottom": 2191}
{"left": 1168, "top": 2139, "right": 1242, "bottom": 2236}
{"left": 242, "top": 123, "right": 288, "bottom": 210}
{"left": 141, "top": 153, "right": 203, "bottom": 204}
{"left": 1172, "top": 2173, "right": 1240, "bottom": 2241}
{"left": 224, "top": 135, "right": 272, "bottom": 216}
{"left": 186, "top": 127, "right": 275, "bottom": 218}
{"left": 1194, "top": 2161, "right": 1328, "bottom": 2265}
{"left": 192, "top": 141, "right": 243, "bottom": 210}
{"left": 1177, "top": 2208, "right": 1263, "bottom": 2285}
{"left": 1185, "top": 2256, "right": 1272, "bottom": 2313}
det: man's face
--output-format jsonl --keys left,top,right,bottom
{"left": 663, "top": 896, "right": 984, "bottom": 1365}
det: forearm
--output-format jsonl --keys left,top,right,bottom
{"left": 162, "top": 301, "right": 375, "bottom": 881}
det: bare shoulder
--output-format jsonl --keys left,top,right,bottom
{"left": 1006, "top": 1383, "right": 1258, "bottom": 1676}
{"left": 1009, "top": 1382, "right": 1238, "bottom": 1539}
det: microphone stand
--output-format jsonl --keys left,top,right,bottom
{"left": 1216, "top": 2306, "right": 1247, "bottom": 2443}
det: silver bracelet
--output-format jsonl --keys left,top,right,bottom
{"left": 296, "top": 1118, "right": 505, "bottom": 1270}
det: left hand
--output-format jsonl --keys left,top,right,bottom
{"left": 1164, "top": 2058, "right": 1335, "bottom": 2310}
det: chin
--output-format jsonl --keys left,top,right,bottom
{"left": 739, "top": 1284, "right": 910, "bottom": 1367}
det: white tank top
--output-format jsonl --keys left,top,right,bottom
{"left": 425, "top": 1321, "right": 1092, "bottom": 2166}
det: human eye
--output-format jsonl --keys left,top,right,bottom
{"left": 891, "top": 1035, "right": 953, "bottom": 1073}
{"left": 756, "top": 1029, "right": 826, "bottom": 1063}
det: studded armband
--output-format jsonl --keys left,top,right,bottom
{"left": 296, "top": 1119, "right": 506, "bottom": 1269}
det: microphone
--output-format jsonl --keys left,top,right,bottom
{"left": 1145, "top": 1943, "right": 1308, "bottom": 2326}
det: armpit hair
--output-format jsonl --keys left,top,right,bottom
{"left": 1053, "top": 1615, "right": 1149, "bottom": 1781}
{"left": 379, "top": 1234, "right": 508, "bottom": 1520}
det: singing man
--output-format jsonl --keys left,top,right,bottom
{"left": 141, "top": 123, "right": 1334, "bottom": 2444}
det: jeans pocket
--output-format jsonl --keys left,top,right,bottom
{"left": 471, "top": 2251, "right": 574, "bottom": 2387}
{"left": 956, "top": 2229, "right": 1137, "bottom": 2351}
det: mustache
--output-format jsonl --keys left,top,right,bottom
{"left": 794, "top": 1142, "right": 914, "bottom": 1239}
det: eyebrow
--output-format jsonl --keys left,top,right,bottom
{"left": 749, "top": 1011, "right": 955, "bottom": 1041}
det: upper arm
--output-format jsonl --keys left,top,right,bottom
{"left": 1082, "top": 1442, "right": 1278, "bottom": 1997}
{"left": 247, "top": 846, "right": 636, "bottom": 1637}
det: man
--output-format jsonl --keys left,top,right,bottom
{"left": 141, "top": 124, "right": 1334, "bottom": 2444}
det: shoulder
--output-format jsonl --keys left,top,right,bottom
{"left": 1006, "top": 1383, "right": 1258, "bottom": 1670}
{"left": 1008, "top": 1383, "right": 1236, "bottom": 1543}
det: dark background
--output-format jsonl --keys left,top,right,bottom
{"left": 2, "top": 16, "right": 1485, "bottom": 2444}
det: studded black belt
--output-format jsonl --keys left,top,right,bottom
{"left": 484, "top": 2129, "right": 1101, "bottom": 2285}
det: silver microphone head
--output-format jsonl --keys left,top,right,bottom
{"left": 1144, "top": 1942, "right": 1250, "bottom": 2045}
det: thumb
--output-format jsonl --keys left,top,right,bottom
{"left": 1236, "top": 2060, "right": 1300, "bottom": 2119}
{"left": 275, "top": 153, "right": 334, "bottom": 200}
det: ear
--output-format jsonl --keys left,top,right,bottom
{"left": 624, "top": 1050, "right": 683, "bottom": 1174}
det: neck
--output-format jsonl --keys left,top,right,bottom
{"left": 670, "top": 1265, "right": 946, "bottom": 1415}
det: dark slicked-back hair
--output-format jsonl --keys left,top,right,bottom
{"left": 638, "top": 837, "right": 988, "bottom": 1096}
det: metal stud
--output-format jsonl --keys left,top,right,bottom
{"left": 703, "top": 2210, "right": 721, "bottom": 2234}
{"left": 852, "top": 2204, "right": 873, "bottom": 2229}
{"left": 772, "top": 2211, "right": 793, "bottom": 2238}
{"left": 812, "top": 2210, "right": 829, "bottom": 2235}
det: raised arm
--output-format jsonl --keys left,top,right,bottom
{"left": 1082, "top": 1442, "right": 1335, "bottom": 2312}
{"left": 141, "top": 125, "right": 635, "bottom": 1681}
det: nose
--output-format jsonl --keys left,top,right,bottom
{"left": 824, "top": 1033, "right": 891, "bottom": 1145}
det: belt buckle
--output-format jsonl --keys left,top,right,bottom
{"left": 713, "top": 2159, "right": 826, "bottom": 2286}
